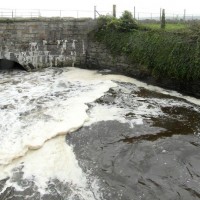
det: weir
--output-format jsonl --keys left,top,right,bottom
{"left": 0, "top": 18, "right": 96, "bottom": 71}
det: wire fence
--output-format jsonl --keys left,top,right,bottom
{"left": 0, "top": 8, "right": 200, "bottom": 21}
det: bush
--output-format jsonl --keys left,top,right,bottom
{"left": 97, "top": 11, "right": 138, "bottom": 32}
{"left": 95, "top": 23, "right": 200, "bottom": 80}
{"left": 95, "top": 10, "right": 200, "bottom": 81}
{"left": 97, "top": 15, "right": 113, "bottom": 31}
{"left": 119, "top": 11, "right": 138, "bottom": 32}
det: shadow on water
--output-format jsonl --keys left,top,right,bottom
{"left": 0, "top": 59, "right": 25, "bottom": 71}
{"left": 122, "top": 106, "right": 200, "bottom": 144}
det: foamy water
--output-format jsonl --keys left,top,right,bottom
{"left": 0, "top": 67, "right": 200, "bottom": 198}
{"left": 0, "top": 67, "right": 117, "bottom": 198}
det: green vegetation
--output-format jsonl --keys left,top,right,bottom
{"left": 95, "top": 11, "right": 200, "bottom": 81}
{"left": 140, "top": 23, "right": 188, "bottom": 31}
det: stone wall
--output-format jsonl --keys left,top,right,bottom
{"left": 0, "top": 18, "right": 97, "bottom": 71}
{"left": 85, "top": 40, "right": 200, "bottom": 98}
{"left": 85, "top": 39, "right": 151, "bottom": 78}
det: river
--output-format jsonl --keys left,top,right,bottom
{"left": 0, "top": 67, "right": 200, "bottom": 200}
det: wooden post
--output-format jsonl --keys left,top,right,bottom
{"left": 160, "top": 8, "right": 162, "bottom": 21}
{"left": 184, "top": 9, "right": 186, "bottom": 21}
{"left": 161, "top": 9, "right": 166, "bottom": 29}
{"left": 113, "top": 4, "right": 116, "bottom": 18}
{"left": 94, "top": 6, "right": 96, "bottom": 19}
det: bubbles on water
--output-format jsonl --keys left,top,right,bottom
{"left": 1, "top": 67, "right": 200, "bottom": 199}
{"left": 0, "top": 67, "right": 119, "bottom": 199}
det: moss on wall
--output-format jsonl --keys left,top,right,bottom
{"left": 94, "top": 14, "right": 200, "bottom": 81}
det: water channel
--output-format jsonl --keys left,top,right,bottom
{"left": 0, "top": 67, "right": 200, "bottom": 200}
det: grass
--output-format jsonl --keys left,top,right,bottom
{"left": 95, "top": 13, "right": 200, "bottom": 81}
{"left": 140, "top": 22, "right": 188, "bottom": 31}
{"left": 95, "top": 22, "right": 200, "bottom": 80}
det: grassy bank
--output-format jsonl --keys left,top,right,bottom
{"left": 140, "top": 23, "right": 187, "bottom": 31}
{"left": 95, "top": 12, "right": 200, "bottom": 81}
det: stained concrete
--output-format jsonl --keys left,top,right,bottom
{"left": 0, "top": 18, "right": 97, "bottom": 71}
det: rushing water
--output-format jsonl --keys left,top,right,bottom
{"left": 0, "top": 67, "right": 200, "bottom": 200}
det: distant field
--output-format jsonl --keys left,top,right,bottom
{"left": 141, "top": 23, "right": 188, "bottom": 31}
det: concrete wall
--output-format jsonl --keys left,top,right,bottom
{"left": 0, "top": 18, "right": 97, "bottom": 71}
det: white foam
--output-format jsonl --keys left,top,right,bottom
{"left": 0, "top": 67, "right": 117, "bottom": 197}
{"left": 0, "top": 68, "right": 117, "bottom": 166}
{"left": 0, "top": 67, "right": 200, "bottom": 197}
{"left": 103, "top": 74, "right": 200, "bottom": 106}
{"left": 84, "top": 94, "right": 163, "bottom": 128}
{"left": 85, "top": 105, "right": 128, "bottom": 125}
{"left": 65, "top": 67, "right": 200, "bottom": 106}
{"left": 0, "top": 136, "right": 102, "bottom": 199}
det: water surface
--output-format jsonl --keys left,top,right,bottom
{"left": 0, "top": 67, "right": 200, "bottom": 199}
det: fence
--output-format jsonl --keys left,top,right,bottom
{"left": 0, "top": 8, "right": 200, "bottom": 21}
{"left": 0, "top": 8, "right": 95, "bottom": 19}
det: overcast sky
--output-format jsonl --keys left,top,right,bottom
{"left": 1, "top": 0, "right": 200, "bottom": 17}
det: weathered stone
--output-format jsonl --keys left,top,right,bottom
{"left": 84, "top": 40, "right": 200, "bottom": 98}
{"left": 0, "top": 18, "right": 97, "bottom": 71}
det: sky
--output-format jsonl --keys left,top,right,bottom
{"left": 1, "top": 0, "right": 200, "bottom": 18}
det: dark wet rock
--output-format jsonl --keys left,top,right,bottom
{"left": 66, "top": 82, "right": 200, "bottom": 200}
{"left": 1, "top": 71, "right": 200, "bottom": 200}
{"left": 66, "top": 121, "right": 200, "bottom": 200}
{"left": 0, "top": 187, "right": 15, "bottom": 200}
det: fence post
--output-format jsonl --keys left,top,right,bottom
{"left": 113, "top": 4, "right": 116, "bottom": 18}
{"left": 134, "top": 6, "right": 136, "bottom": 19}
{"left": 160, "top": 8, "right": 162, "bottom": 21}
{"left": 183, "top": 9, "right": 186, "bottom": 21}
{"left": 60, "top": 10, "right": 61, "bottom": 18}
{"left": 12, "top": 10, "right": 13, "bottom": 18}
{"left": 94, "top": 6, "right": 96, "bottom": 19}
{"left": 161, "top": 9, "right": 166, "bottom": 29}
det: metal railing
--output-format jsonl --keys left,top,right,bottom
{"left": 133, "top": 12, "right": 200, "bottom": 21}
{"left": 0, "top": 8, "right": 200, "bottom": 21}
{"left": 0, "top": 8, "right": 95, "bottom": 19}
